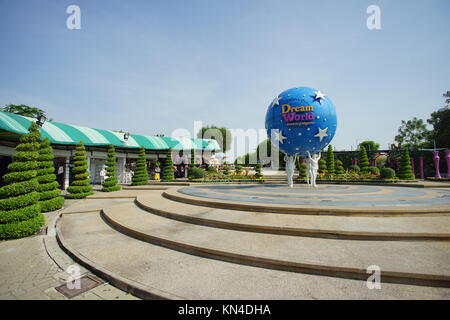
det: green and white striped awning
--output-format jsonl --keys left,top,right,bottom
{"left": 0, "top": 110, "right": 220, "bottom": 151}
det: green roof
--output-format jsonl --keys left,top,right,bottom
{"left": 0, "top": 111, "right": 220, "bottom": 151}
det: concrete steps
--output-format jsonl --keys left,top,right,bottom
{"left": 135, "top": 193, "right": 450, "bottom": 240}
{"left": 57, "top": 209, "right": 450, "bottom": 299}
{"left": 101, "top": 201, "right": 450, "bottom": 288}
{"left": 163, "top": 188, "right": 450, "bottom": 215}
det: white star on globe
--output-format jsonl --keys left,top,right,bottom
{"left": 272, "top": 130, "right": 286, "bottom": 144}
{"left": 313, "top": 90, "right": 326, "bottom": 104}
{"left": 271, "top": 95, "right": 281, "bottom": 107}
{"left": 314, "top": 127, "right": 329, "bottom": 142}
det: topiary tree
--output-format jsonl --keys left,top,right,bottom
{"left": 131, "top": 147, "right": 149, "bottom": 185}
{"left": 297, "top": 161, "right": 307, "bottom": 180}
{"left": 102, "top": 145, "right": 121, "bottom": 192}
{"left": 319, "top": 159, "right": 327, "bottom": 173}
{"left": 349, "top": 165, "right": 360, "bottom": 173}
{"left": 235, "top": 164, "right": 243, "bottom": 174}
{"left": 326, "top": 145, "right": 335, "bottom": 174}
{"left": 398, "top": 147, "right": 415, "bottom": 180}
{"left": 335, "top": 160, "right": 345, "bottom": 175}
{"left": 190, "top": 148, "right": 198, "bottom": 168}
{"left": 162, "top": 148, "right": 175, "bottom": 182}
{"left": 37, "top": 138, "right": 64, "bottom": 212}
{"left": 255, "top": 163, "right": 263, "bottom": 179}
{"left": 358, "top": 146, "right": 370, "bottom": 172}
{"left": 66, "top": 142, "right": 94, "bottom": 199}
{"left": 0, "top": 123, "right": 45, "bottom": 239}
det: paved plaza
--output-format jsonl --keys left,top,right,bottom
{"left": 2, "top": 183, "right": 450, "bottom": 300}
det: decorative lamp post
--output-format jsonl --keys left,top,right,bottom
{"left": 432, "top": 151, "right": 441, "bottom": 178}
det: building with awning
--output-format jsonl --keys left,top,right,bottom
{"left": 0, "top": 110, "right": 220, "bottom": 188}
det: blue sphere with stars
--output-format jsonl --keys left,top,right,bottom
{"left": 265, "top": 87, "right": 337, "bottom": 157}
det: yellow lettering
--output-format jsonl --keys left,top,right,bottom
{"left": 282, "top": 104, "right": 291, "bottom": 114}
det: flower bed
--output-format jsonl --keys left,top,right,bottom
{"left": 190, "top": 178, "right": 265, "bottom": 183}
{"left": 425, "top": 177, "right": 450, "bottom": 181}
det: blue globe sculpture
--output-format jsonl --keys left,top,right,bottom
{"left": 265, "top": 87, "right": 337, "bottom": 157}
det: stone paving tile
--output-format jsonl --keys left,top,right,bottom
{"left": 0, "top": 201, "right": 140, "bottom": 300}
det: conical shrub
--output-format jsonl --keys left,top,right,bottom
{"left": 335, "top": 160, "right": 345, "bottom": 174}
{"left": 398, "top": 147, "right": 415, "bottom": 180}
{"left": 326, "top": 145, "right": 335, "bottom": 174}
{"left": 66, "top": 142, "right": 93, "bottom": 199}
{"left": 162, "top": 149, "right": 175, "bottom": 182}
{"left": 319, "top": 159, "right": 327, "bottom": 173}
{"left": 297, "top": 161, "right": 307, "bottom": 180}
{"left": 358, "top": 146, "right": 370, "bottom": 172}
{"left": 37, "top": 138, "right": 64, "bottom": 212}
{"left": 131, "top": 147, "right": 149, "bottom": 185}
{"left": 102, "top": 145, "right": 121, "bottom": 192}
{"left": 0, "top": 123, "right": 45, "bottom": 239}
{"left": 255, "top": 163, "right": 263, "bottom": 179}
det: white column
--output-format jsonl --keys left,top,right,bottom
{"left": 117, "top": 157, "right": 126, "bottom": 183}
{"left": 63, "top": 157, "right": 70, "bottom": 190}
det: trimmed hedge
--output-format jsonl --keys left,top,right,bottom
{"left": 380, "top": 167, "right": 396, "bottom": 179}
{"left": 188, "top": 167, "right": 207, "bottom": 179}
{"left": 102, "top": 145, "right": 121, "bottom": 192}
{"left": 131, "top": 146, "right": 149, "bottom": 186}
{"left": 349, "top": 165, "right": 360, "bottom": 173}
{"left": 66, "top": 142, "right": 93, "bottom": 199}
{"left": 37, "top": 138, "right": 64, "bottom": 212}
{"left": 368, "top": 166, "right": 380, "bottom": 176}
{"left": 161, "top": 149, "right": 175, "bottom": 182}
{"left": 0, "top": 122, "right": 45, "bottom": 240}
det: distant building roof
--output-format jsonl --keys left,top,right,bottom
{"left": 0, "top": 111, "right": 220, "bottom": 151}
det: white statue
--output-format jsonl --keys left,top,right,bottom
{"left": 306, "top": 151, "right": 321, "bottom": 188}
{"left": 284, "top": 154, "right": 297, "bottom": 188}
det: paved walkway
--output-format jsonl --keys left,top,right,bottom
{"left": 0, "top": 200, "right": 139, "bottom": 300}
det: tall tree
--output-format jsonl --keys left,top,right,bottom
{"left": 131, "top": 147, "right": 149, "bottom": 186}
{"left": 102, "top": 145, "right": 121, "bottom": 192}
{"left": 427, "top": 91, "right": 450, "bottom": 149}
{"left": 0, "top": 123, "right": 45, "bottom": 239}
{"left": 37, "top": 138, "right": 64, "bottom": 212}
{"left": 394, "top": 117, "right": 429, "bottom": 149}
{"left": 1, "top": 104, "right": 47, "bottom": 118}
{"left": 66, "top": 142, "right": 94, "bottom": 199}
{"left": 359, "top": 141, "right": 380, "bottom": 152}
{"left": 326, "top": 145, "right": 335, "bottom": 174}
{"left": 197, "top": 125, "right": 232, "bottom": 153}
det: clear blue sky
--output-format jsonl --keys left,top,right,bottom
{"left": 0, "top": 0, "right": 449, "bottom": 153}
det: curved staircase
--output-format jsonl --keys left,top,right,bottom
{"left": 56, "top": 186, "right": 450, "bottom": 299}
